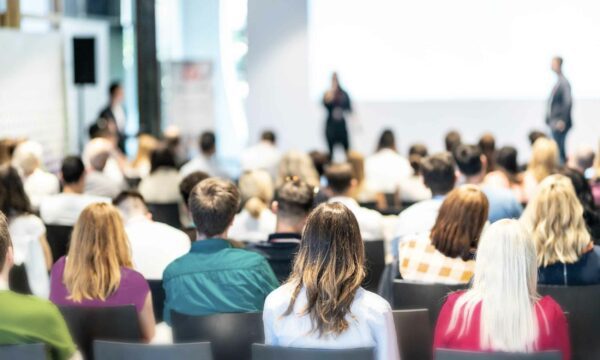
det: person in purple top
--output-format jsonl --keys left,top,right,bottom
{"left": 49, "top": 203, "right": 155, "bottom": 341}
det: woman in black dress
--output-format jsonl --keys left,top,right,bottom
{"left": 323, "top": 72, "right": 352, "bottom": 157}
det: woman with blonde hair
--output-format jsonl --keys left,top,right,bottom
{"left": 399, "top": 185, "right": 488, "bottom": 284}
{"left": 521, "top": 137, "right": 559, "bottom": 202}
{"left": 49, "top": 203, "right": 155, "bottom": 341}
{"left": 130, "top": 134, "right": 158, "bottom": 178}
{"left": 263, "top": 203, "right": 399, "bottom": 360}
{"left": 228, "top": 170, "right": 276, "bottom": 243}
{"left": 276, "top": 151, "right": 320, "bottom": 189}
{"left": 522, "top": 174, "right": 600, "bottom": 285}
{"left": 434, "top": 220, "right": 570, "bottom": 358}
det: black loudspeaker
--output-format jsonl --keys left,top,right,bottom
{"left": 73, "top": 37, "right": 96, "bottom": 85}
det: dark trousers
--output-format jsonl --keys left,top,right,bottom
{"left": 326, "top": 121, "right": 349, "bottom": 157}
{"left": 551, "top": 129, "right": 568, "bottom": 164}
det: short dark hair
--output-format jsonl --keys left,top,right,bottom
{"left": 113, "top": 190, "right": 146, "bottom": 207}
{"left": 109, "top": 82, "right": 121, "bottom": 97}
{"left": 309, "top": 151, "right": 330, "bottom": 177}
{"left": 377, "top": 129, "right": 396, "bottom": 151}
{"left": 325, "top": 163, "right": 354, "bottom": 194}
{"left": 61, "top": 156, "right": 85, "bottom": 184}
{"left": 276, "top": 179, "right": 314, "bottom": 220}
{"left": 528, "top": 130, "right": 547, "bottom": 146}
{"left": 0, "top": 211, "right": 12, "bottom": 270}
{"left": 408, "top": 144, "right": 428, "bottom": 174}
{"left": 420, "top": 152, "right": 456, "bottom": 195}
{"left": 199, "top": 131, "right": 216, "bottom": 153}
{"left": 409, "top": 143, "right": 428, "bottom": 157}
{"left": 496, "top": 146, "right": 519, "bottom": 174}
{"left": 554, "top": 56, "right": 563, "bottom": 67}
{"left": 179, "top": 171, "right": 210, "bottom": 205}
{"left": 455, "top": 145, "right": 483, "bottom": 177}
{"left": 150, "top": 146, "right": 176, "bottom": 173}
{"left": 444, "top": 130, "right": 462, "bottom": 153}
{"left": 189, "top": 178, "right": 240, "bottom": 237}
{"left": 0, "top": 165, "right": 32, "bottom": 215}
{"left": 261, "top": 130, "right": 276, "bottom": 143}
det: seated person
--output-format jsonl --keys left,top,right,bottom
{"left": 248, "top": 179, "right": 314, "bottom": 282}
{"left": 0, "top": 212, "right": 77, "bottom": 360}
{"left": 178, "top": 171, "right": 210, "bottom": 231}
{"left": 365, "top": 129, "right": 412, "bottom": 194}
{"left": 325, "top": 163, "right": 384, "bottom": 240}
{"left": 434, "top": 219, "right": 570, "bottom": 359}
{"left": 399, "top": 185, "right": 488, "bottom": 285}
{"left": 49, "top": 203, "right": 155, "bottom": 342}
{"left": 179, "top": 131, "right": 225, "bottom": 178}
{"left": 40, "top": 156, "right": 109, "bottom": 226}
{"left": 263, "top": 203, "right": 400, "bottom": 360}
{"left": 138, "top": 146, "right": 181, "bottom": 204}
{"left": 83, "top": 138, "right": 124, "bottom": 199}
{"left": 398, "top": 144, "right": 432, "bottom": 203}
{"left": 521, "top": 174, "right": 600, "bottom": 285}
{"left": 163, "top": 178, "right": 279, "bottom": 323}
{"left": 113, "top": 191, "right": 190, "bottom": 280}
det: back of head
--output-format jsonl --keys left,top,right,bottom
{"left": 528, "top": 138, "right": 559, "bottom": 182}
{"left": 431, "top": 185, "right": 489, "bottom": 260}
{"left": 113, "top": 191, "right": 148, "bottom": 222}
{"left": 308, "top": 151, "right": 330, "bottom": 178}
{"left": 261, "top": 130, "right": 276, "bottom": 144}
{"left": 189, "top": 178, "right": 240, "bottom": 237}
{"left": 450, "top": 219, "right": 539, "bottom": 353}
{"left": 0, "top": 165, "right": 31, "bottom": 216}
{"left": 496, "top": 146, "right": 519, "bottom": 174}
{"left": 524, "top": 174, "right": 590, "bottom": 267}
{"left": 478, "top": 133, "right": 496, "bottom": 170}
{"left": 66, "top": 203, "right": 132, "bottom": 301}
{"left": 528, "top": 130, "right": 547, "bottom": 146}
{"left": 286, "top": 202, "right": 365, "bottom": 336}
{"left": 408, "top": 144, "right": 428, "bottom": 174}
{"left": 133, "top": 134, "right": 158, "bottom": 167}
{"left": 325, "top": 163, "right": 354, "bottom": 195}
{"left": 61, "top": 156, "right": 85, "bottom": 185}
{"left": 150, "top": 145, "right": 176, "bottom": 173}
{"left": 83, "top": 138, "right": 113, "bottom": 171}
{"left": 454, "top": 144, "right": 483, "bottom": 177}
{"left": 277, "top": 151, "right": 320, "bottom": 188}
{"left": 346, "top": 151, "right": 365, "bottom": 183}
{"left": 179, "top": 171, "right": 210, "bottom": 206}
{"left": 420, "top": 152, "right": 456, "bottom": 195}
{"left": 376, "top": 129, "right": 396, "bottom": 152}
{"left": 199, "top": 131, "right": 216, "bottom": 155}
{"left": 573, "top": 145, "right": 595, "bottom": 171}
{"left": 0, "top": 211, "right": 12, "bottom": 272}
{"left": 239, "top": 170, "right": 274, "bottom": 219}
{"left": 445, "top": 130, "right": 462, "bottom": 153}
{"left": 276, "top": 179, "right": 314, "bottom": 224}
{"left": 11, "top": 140, "right": 43, "bottom": 176}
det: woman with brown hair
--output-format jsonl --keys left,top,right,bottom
{"left": 399, "top": 185, "right": 489, "bottom": 284}
{"left": 49, "top": 203, "right": 155, "bottom": 341}
{"left": 263, "top": 203, "right": 399, "bottom": 360}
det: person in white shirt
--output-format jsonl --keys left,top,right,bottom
{"left": 40, "top": 156, "right": 110, "bottom": 226}
{"left": 11, "top": 141, "right": 60, "bottom": 210}
{"left": 263, "top": 202, "right": 399, "bottom": 360}
{"left": 325, "top": 163, "right": 384, "bottom": 241}
{"left": 228, "top": 170, "right": 277, "bottom": 243}
{"left": 138, "top": 146, "right": 181, "bottom": 204}
{"left": 240, "top": 130, "right": 281, "bottom": 180}
{"left": 180, "top": 131, "right": 225, "bottom": 178}
{"left": 398, "top": 144, "right": 432, "bottom": 203}
{"left": 365, "top": 129, "right": 412, "bottom": 194}
{"left": 113, "top": 191, "right": 190, "bottom": 280}
{"left": 83, "top": 138, "right": 124, "bottom": 199}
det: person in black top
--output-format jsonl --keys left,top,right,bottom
{"left": 323, "top": 72, "right": 352, "bottom": 157}
{"left": 560, "top": 167, "right": 600, "bottom": 244}
{"left": 546, "top": 56, "right": 572, "bottom": 164}
{"left": 99, "top": 82, "right": 126, "bottom": 152}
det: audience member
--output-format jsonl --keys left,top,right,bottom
{"left": 138, "top": 146, "right": 181, "bottom": 204}
{"left": 228, "top": 170, "right": 277, "bottom": 242}
{"left": 178, "top": 171, "right": 210, "bottom": 230}
{"left": 567, "top": 145, "right": 595, "bottom": 179}
{"left": 0, "top": 138, "right": 22, "bottom": 165}
{"left": 434, "top": 220, "right": 570, "bottom": 358}
{"left": 263, "top": 203, "right": 400, "bottom": 360}
{"left": 240, "top": 130, "right": 281, "bottom": 179}
{"left": 0, "top": 165, "right": 51, "bottom": 298}
{"left": 11, "top": 141, "right": 59, "bottom": 210}
{"left": 0, "top": 212, "right": 77, "bottom": 360}
{"left": 276, "top": 151, "right": 320, "bottom": 188}
{"left": 398, "top": 143, "right": 432, "bottom": 202}
{"left": 308, "top": 150, "right": 330, "bottom": 182}
{"left": 83, "top": 138, "right": 124, "bottom": 199}
{"left": 454, "top": 144, "right": 522, "bottom": 222}
{"left": 478, "top": 133, "right": 496, "bottom": 173}
{"left": 325, "top": 163, "right": 383, "bottom": 240}
{"left": 528, "top": 130, "right": 548, "bottom": 146}
{"left": 521, "top": 137, "right": 559, "bottom": 203}
{"left": 40, "top": 156, "right": 109, "bottom": 226}
{"left": 444, "top": 130, "right": 462, "bottom": 154}
{"left": 180, "top": 131, "right": 224, "bottom": 177}
{"left": 399, "top": 185, "right": 488, "bottom": 284}
{"left": 347, "top": 151, "right": 378, "bottom": 203}
{"left": 163, "top": 125, "right": 187, "bottom": 167}
{"left": 49, "top": 203, "right": 155, "bottom": 341}
{"left": 113, "top": 191, "right": 190, "bottom": 280}
{"left": 129, "top": 134, "right": 158, "bottom": 178}
{"left": 483, "top": 146, "right": 523, "bottom": 195}
{"left": 163, "top": 178, "right": 278, "bottom": 323}
{"left": 560, "top": 167, "right": 600, "bottom": 244}
{"left": 365, "top": 129, "right": 412, "bottom": 194}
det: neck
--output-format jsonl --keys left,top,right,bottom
{"left": 63, "top": 183, "right": 83, "bottom": 194}
{"left": 464, "top": 173, "right": 484, "bottom": 185}
{"left": 275, "top": 219, "right": 303, "bottom": 234}
{"left": 196, "top": 231, "right": 227, "bottom": 241}
{"left": 0, "top": 273, "right": 8, "bottom": 290}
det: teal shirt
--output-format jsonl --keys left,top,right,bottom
{"left": 163, "top": 238, "right": 279, "bottom": 323}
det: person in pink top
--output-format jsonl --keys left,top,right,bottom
{"left": 434, "top": 219, "right": 570, "bottom": 359}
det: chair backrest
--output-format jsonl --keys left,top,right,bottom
{"left": 45, "top": 224, "right": 73, "bottom": 262}
{"left": 435, "top": 349, "right": 561, "bottom": 360}
{"left": 392, "top": 280, "right": 467, "bottom": 332}
{"left": 93, "top": 341, "right": 213, "bottom": 360}
{"left": 362, "top": 240, "right": 386, "bottom": 293}
{"left": 59, "top": 305, "right": 142, "bottom": 360}
{"left": 538, "top": 284, "right": 600, "bottom": 360}
{"left": 148, "top": 280, "right": 165, "bottom": 323}
{"left": 249, "top": 242, "right": 299, "bottom": 283}
{"left": 171, "top": 311, "right": 263, "bottom": 360}
{"left": 8, "top": 263, "right": 32, "bottom": 295}
{"left": 251, "top": 344, "right": 375, "bottom": 360}
{"left": 0, "top": 343, "right": 46, "bottom": 359}
{"left": 393, "top": 309, "right": 432, "bottom": 360}
{"left": 147, "top": 203, "right": 181, "bottom": 229}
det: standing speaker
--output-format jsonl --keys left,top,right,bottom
{"left": 73, "top": 37, "right": 96, "bottom": 85}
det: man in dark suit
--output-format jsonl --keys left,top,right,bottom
{"left": 99, "top": 82, "right": 126, "bottom": 152}
{"left": 546, "top": 56, "right": 572, "bottom": 163}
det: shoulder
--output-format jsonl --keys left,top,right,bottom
{"left": 4, "top": 291, "right": 64, "bottom": 320}
{"left": 264, "top": 282, "right": 296, "bottom": 310}
{"left": 537, "top": 296, "right": 566, "bottom": 319}
{"left": 353, "top": 288, "right": 392, "bottom": 314}
{"left": 121, "top": 267, "right": 149, "bottom": 289}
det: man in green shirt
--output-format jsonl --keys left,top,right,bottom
{"left": 163, "top": 178, "right": 279, "bottom": 324}
{"left": 0, "top": 212, "right": 77, "bottom": 360}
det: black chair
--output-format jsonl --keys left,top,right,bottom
{"left": 59, "top": 305, "right": 142, "bottom": 360}
{"left": 8, "top": 264, "right": 32, "bottom": 295}
{"left": 0, "top": 343, "right": 46, "bottom": 359}
{"left": 171, "top": 311, "right": 263, "bottom": 360}
{"left": 435, "top": 349, "right": 561, "bottom": 359}
{"left": 148, "top": 280, "right": 165, "bottom": 322}
{"left": 147, "top": 203, "right": 181, "bottom": 229}
{"left": 248, "top": 242, "right": 299, "bottom": 283}
{"left": 393, "top": 309, "right": 432, "bottom": 360}
{"left": 251, "top": 344, "right": 375, "bottom": 360}
{"left": 362, "top": 240, "right": 386, "bottom": 293}
{"left": 45, "top": 224, "right": 73, "bottom": 262}
{"left": 392, "top": 280, "right": 467, "bottom": 332}
{"left": 538, "top": 284, "right": 600, "bottom": 360}
{"left": 93, "top": 341, "right": 213, "bottom": 360}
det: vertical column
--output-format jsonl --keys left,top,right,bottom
{"left": 0, "top": 0, "right": 20, "bottom": 28}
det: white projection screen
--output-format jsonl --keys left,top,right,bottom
{"left": 308, "top": 0, "right": 600, "bottom": 101}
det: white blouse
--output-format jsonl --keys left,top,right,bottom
{"left": 227, "top": 208, "right": 276, "bottom": 243}
{"left": 263, "top": 283, "right": 400, "bottom": 360}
